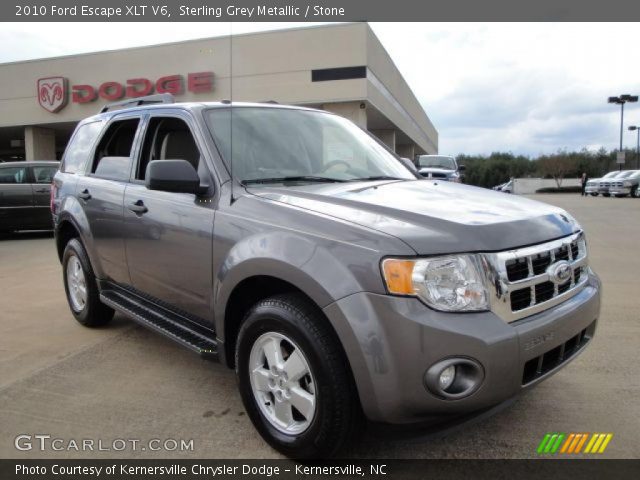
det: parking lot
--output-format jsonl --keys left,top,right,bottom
{"left": 0, "top": 194, "right": 638, "bottom": 459}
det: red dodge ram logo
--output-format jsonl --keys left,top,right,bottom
{"left": 37, "top": 77, "right": 68, "bottom": 113}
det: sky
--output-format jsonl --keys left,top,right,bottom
{"left": 1, "top": 22, "right": 639, "bottom": 156}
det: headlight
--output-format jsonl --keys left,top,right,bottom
{"left": 623, "top": 181, "right": 632, "bottom": 187}
{"left": 381, "top": 255, "right": 489, "bottom": 312}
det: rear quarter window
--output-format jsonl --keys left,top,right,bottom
{"left": 61, "top": 121, "right": 103, "bottom": 174}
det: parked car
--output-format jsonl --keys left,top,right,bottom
{"left": 586, "top": 170, "right": 619, "bottom": 196}
{"left": 52, "top": 95, "right": 600, "bottom": 458}
{"left": 491, "top": 180, "right": 513, "bottom": 193}
{"left": 598, "top": 170, "right": 635, "bottom": 196}
{"left": 501, "top": 179, "right": 513, "bottom": 194}
{"left": 0, "top": 160, "right": 59, "bottom": 233}
{"left": 415, "top": 154, "right": 465, "bottom": 182}
{"left": 608, "top": 170, "right": 640, "bottom": 197}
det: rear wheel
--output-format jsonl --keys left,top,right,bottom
{"left": 235, "top": 294, "right": 361, "bottom": 458}
{"left": 62, "top": 238, "right": 114, "bottom": 327}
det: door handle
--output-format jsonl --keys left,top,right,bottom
{"left": 128, "top": 200, "right": 148, "bottom": 215}
{"left": 78, "top": 189, "right": 91, "bottom": 201}
{"left": 35, "top": 188, "right": 48, "bottom": 193}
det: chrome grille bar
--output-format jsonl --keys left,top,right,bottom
{"left": 482, "top": 231, "right": 589, "bottom": 323}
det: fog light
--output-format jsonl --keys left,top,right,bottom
{"left": 439, "top": 365, "right": 456, "bottom": 390}
{"left": 425, "top": 358, "right": 484, "bottom": 400}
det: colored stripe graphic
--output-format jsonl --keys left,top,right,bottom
{"left": 537, "top": 433, "right": 552, "bottom": 454}
{"left": 574, "top": 433, "right": 589, "bottom": 453}
{"left": 598, "top": 434, "right": 613, "bottom": 453}
{"left": 550, "top": 433, "right": 565, "bottom": 453}
{"left": 560, "top": 433, "right": 575, "bottom": 453}
{"left": 539, "top": 433, "right": 613, "bottom": 454}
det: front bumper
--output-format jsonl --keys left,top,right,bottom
{"left": 323, "top": 273, "right": 600, "bottom": 424}
{"left": 609, "top": 187, "right": 631, "bottom": 196}
{"left": 585, "top": 186, "right": 598, "bottom": 194}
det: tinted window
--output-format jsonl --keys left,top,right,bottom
{"left": 136, "top": 117, "right": 201, "bottom": 180}
{"left": 32, "top": 166, "right": 58, "bottom": 184}
{"left": 0, "top": 166, "right": 27, "bottom": 184}
{"left": 61, "top": 121, "right": 102, "bottom": 174}
{"left": 92, "top": 118, "right": 140, "bottom": 177}
{"left": 418, "top": 156, "right": 456, "bottom": 169}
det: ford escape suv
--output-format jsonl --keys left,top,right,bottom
{"left": 52, "top": 94, "right": 601, "bottom": 458}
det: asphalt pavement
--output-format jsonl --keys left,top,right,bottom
{"left": 0, "top": 194, "right": 638, "bottom": 459}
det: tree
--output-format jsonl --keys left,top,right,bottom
{"left": 536, "top": 152, "right": 579, "bottom": 188}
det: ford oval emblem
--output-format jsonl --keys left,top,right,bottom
{"left": 547, "top": 260, "right": 573, "bottom": 284}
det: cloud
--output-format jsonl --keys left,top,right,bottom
{"left": 1, "top": 22, "right": 639, "bottom": 156}
{"left": 370, "top": 22, "right": 640, "bottom": 155}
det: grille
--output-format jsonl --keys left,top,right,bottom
{"left": 613, "top": 181, "right": 623, "bottom": 187}
{"left": 507, "top": 236, "right": 585, "bottom": 313}
{"left": 485, "top": 232, "right": 589, "bottom": 322}
{"left": 522, "top": 322, "right": 593, "bottom": 385}
{"left": 422, "top": 172, "right": 448, "bottom": 179}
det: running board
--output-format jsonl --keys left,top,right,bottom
{"left": 100, "top": 289, "right": 218, "bottom": 360}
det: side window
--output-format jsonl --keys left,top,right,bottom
{"left": 32, "top": 166, "right": 58, "bottom": 184}
{"left": 0, "top": 166, "right": 27, "bottom": 184}
{"left": 61, "top": 121, "right": 102, "bottom": 174}
{"left": 91, "top": 118, "right": 140, "bottom": 180}
{"left": 136, "top": 117, "right": 201, "bottom": 180}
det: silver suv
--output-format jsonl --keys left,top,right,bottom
{"left": 52, "top": 95, "right": 601, "bottom": 458}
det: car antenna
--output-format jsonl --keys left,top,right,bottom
{"left": 229, "top": 29, "right": 236, "bottom": 205}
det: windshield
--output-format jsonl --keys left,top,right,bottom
{"left": 417, "top": 155, "right": 456, "bottom": 170}
{"left": 205, "top": 107, "right": 416, "bottom": 184}
{"left": 616, "top": 171, "right": 636, "bottom": 179}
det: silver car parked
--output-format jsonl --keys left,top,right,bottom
{"left": 609, "top": 170, "right": 640, "bottom": 197}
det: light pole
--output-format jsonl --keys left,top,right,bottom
{"left": 609, "top": 95, "right": 638, "bottom": 170}
{"left": 629, "top": 126, "right": 640, "bottom": 169}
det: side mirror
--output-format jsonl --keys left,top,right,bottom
{"left": 145, "top": 160, "right": 204, "bottom": 194}
{"left": 458, "top": 164, "right": 466, "bottom": 172}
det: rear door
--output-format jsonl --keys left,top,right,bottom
{"left": 0, "top": 165, "right": 33, "bottom": 231}
{"left": 76, "top": 115, "right": 143, "bottom": 284}
{"left": 124, "top": 112, "right": 216, "bottom": 323}
{"left": 29, "top": 164, "right": 59, "bottom": 229}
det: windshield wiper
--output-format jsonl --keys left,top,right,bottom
{"left": 347, "top": 175, "right": 407, "bottom": 182}
{"left": 241, "top": 176, "right": 348, "bottom": 185}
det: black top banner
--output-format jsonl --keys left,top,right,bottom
{"left": 6, "top": 0, "right": 640, "bottom": 22}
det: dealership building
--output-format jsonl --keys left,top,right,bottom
{"left": 0, "top": 23, "right": 437, "bottom": 162}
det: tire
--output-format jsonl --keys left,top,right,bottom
{"left": 590, "top": 193, "right": 598, "bottom": 197}
{"left": 62, "top": 238, "right": 114, "bottom": 327}
{"left": 632, "top": 187, "right": 639, "bottom": 198}
{"left": 235, "top": 294, "right": 361, "bottom": 459}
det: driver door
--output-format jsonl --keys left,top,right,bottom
{"left": 124, "top": 113, "right": 215, "bottom": 324}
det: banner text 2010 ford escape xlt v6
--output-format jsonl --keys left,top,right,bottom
{"left": 51, "top": 95, "right": 601, "bottom": 458}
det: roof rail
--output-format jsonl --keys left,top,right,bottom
{"left": 99, "top": 93, "right": 175, "bottom": 113}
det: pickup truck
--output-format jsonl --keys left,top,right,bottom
{"left": 52, "top": 95, "right": 601, "bottom": 458}
{"left": 415, "top": 154, "right": 465, "bottom": 182}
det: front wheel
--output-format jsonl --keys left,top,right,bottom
{"left": 632, "top": 186, "right": 639, "bottom": 198}
{"left": 235, "top": 294, "right": 361, "bottom": 458}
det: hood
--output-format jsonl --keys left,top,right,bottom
{"left": 246, "top": 180, "right": 579, "bottom": 254}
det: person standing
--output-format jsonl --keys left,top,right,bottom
{"left": 580, "top": 172, "right": 588, "bottom": 196}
